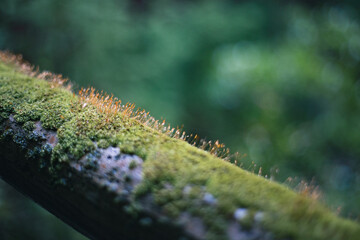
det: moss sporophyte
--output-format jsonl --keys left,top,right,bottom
{"left": 0, "top": 51, "right": 359, "bottom": 240}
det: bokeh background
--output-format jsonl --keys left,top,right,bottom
{"left": 1, "top": 0, "right": 360, "bottom": 238}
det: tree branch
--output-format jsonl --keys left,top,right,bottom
{"left": 0, "top": 53, "right": 359, "bottom": 240}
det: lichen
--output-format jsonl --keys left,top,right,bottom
{"left": 0, "top": 56, "right": 359, "bottom": 240}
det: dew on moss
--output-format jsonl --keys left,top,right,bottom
{"left": 13, "top": 132, "right": 27, "bottom": 149}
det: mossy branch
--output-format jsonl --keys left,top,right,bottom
{"left": 0, "top": 52, "right": 359, "bottom": 240}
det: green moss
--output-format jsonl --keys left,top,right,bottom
{"left": 23, "top": 121, "right": 36, "bottom": 131}
{"left": 0, "top": 60, "right": 359, "bottom": 240}
{"left": 97, "top": 139, "right": 110, "bottom": 149}
{"left": 129, "top": 160, "right": 137, "bottom": 170}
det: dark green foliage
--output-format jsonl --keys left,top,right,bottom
{"left": 1, "top": 0, "right": 360, "bottom": 238}
{"left": 0, "top": 179, "right": 86, "bottom": 240}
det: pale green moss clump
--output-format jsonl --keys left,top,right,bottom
{"left": 0, "top": 58, "right": 359, "bottom": 240}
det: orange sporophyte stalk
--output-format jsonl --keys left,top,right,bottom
{"left": 77, "top": 86, "right": 235, "bottom": 160}
{"left": 0, "top": 50, "right": 239, "bottom": 163}
{"left": 0, "top": 50, "right": 71, "bottom": 89}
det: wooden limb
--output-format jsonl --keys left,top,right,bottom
{"left": 1, "top": 54, "right": 359, "bottom": 240}
{"left": 0, "top": 116, "right": 196, "bottom": 240}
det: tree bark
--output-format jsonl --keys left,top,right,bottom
{"left": 1, "top": 55, "right": 359, "bottom": 240}
{"left": 0, "top": 115, "right": 197, "bottom": 240}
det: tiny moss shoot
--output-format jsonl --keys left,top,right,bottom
{"left": 0, "top": 51, "right": 359, "bottom": 240}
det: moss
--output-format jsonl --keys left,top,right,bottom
{"left": 97, "top": 139, "right": 110, "bottom": 149}
{"left": 23, "top": 121, "right": 36, "bottom": 131}
{"left": 129, "top": 160, "right": 137, "bottom": 170}
{"left": 0, "top": 59, "right": 360, "bottom": 240}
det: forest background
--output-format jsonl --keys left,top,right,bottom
{"left": 0, "top": 0, "right": 360, "bottom": 239}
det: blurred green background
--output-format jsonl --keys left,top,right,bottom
{"left": 1, "top": 0, "right": 360, "bottom": 238}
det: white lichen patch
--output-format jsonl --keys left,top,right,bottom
{"left": 202, "top": 192, "right": 217, "bottom": 205}
{"left": 234, "top": 208, "right": 248, "bottom": 221}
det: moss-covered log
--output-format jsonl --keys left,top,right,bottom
{"left": 0, "top": 53, "right": 359, "bottom": 240}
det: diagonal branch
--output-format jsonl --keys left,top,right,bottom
{"left": 0, "top": 53, "right": 359, "bottom": 240}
